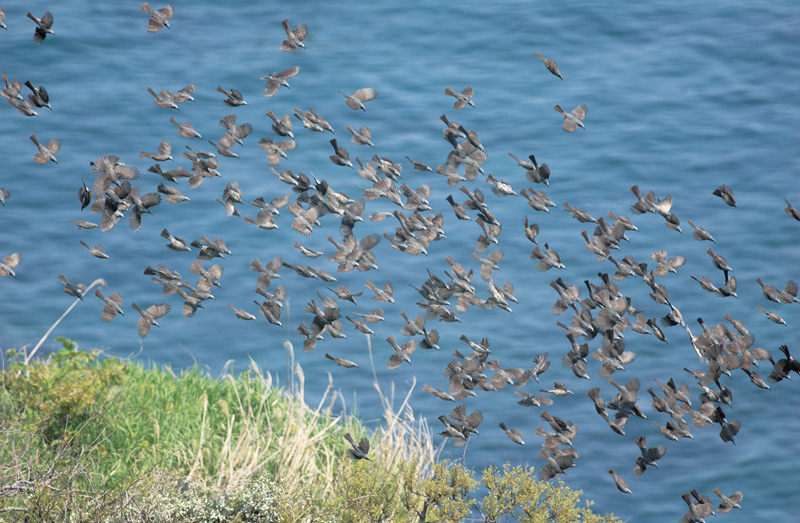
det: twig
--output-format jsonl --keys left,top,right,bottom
{"left": 25, "top": 278, "right": 106, "bottom": 365}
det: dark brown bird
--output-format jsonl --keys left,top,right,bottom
{"left": 59, "top": 275, "right": 87, "bottom": 300}
{"left": 632, "top": 436, "right": 666, "bottom": 477}
{"left": 24, "top": 81, "right": 51, "bottom": 109}
{"left": 712, "top": 185, "right": 736, "bottom": 207}
{"left": 344, "top": 433, "right": 370, "bottom": 460}
{"left": 27, "top": 11, "right": 54, "bottom": 44}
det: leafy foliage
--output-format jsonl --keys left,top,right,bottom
{"left": 0, "top": 344, "right": 619, "bottom": 522}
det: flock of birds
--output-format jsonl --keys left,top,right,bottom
{"left": 1, "top": 6, "right": 798, "bottom": 521}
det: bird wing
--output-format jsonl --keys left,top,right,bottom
{"left": 293, "top": 23, "right": 308, "bottom": 40}
{"left": 353, "top": 87, "right": 378, "bottom": 103}
{"left": 46, "top": 138, "right": 61, "bottom": 154}
{"left": 279, "top": 66, "right": 300, "bottom": 79}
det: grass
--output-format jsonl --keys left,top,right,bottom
{"left": 0, "top": 337, "right": 440, "bottom": 521}
{"left": 0, "top": 313, "right": 618, "bottom": 522}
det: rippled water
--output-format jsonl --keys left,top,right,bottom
{"left": 1, "top": 2, "right": 798, "bottom": 520}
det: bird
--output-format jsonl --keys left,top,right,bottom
{"left": 444, "top": 86, "right": 474, "bottom": 110}
{"left": 499, "top": 422, "right": 525, "bottom": 445}
{"left": 756, "top": 306, "right": 786, "bottom": 325}
{"left": 216, "top": 86, "right": 247, "bottom": 106}
{"left": 140, "top": 3, "right": 173, "bottom": 33}
{"left": 0, "top": 7, "right": 5, "bottom": 30}
{"left": 535, "top": 52, "right": 563, "bottom": 79}
{"left": 172, "top": 85, "right": 195, "bottom": 103}
{"left": 554, "top": 104, "right": 587, "bottom": 132}
{"left": 266, "top": 111, "right": 294, "bottom": 138}
{"left": 329, "top": 139, "right": 353, "bottom": 168}
{"left": 262, "top": 66, "right": 300, "bottom": 97}
{"left": 540, "top": 381, "right": 573, "bottom": 397}
{"left": 24, "top": 81, "right": 51, "bottom": 110}
{"left": 680, "top": 489, "right": 716, "bottom": 523}
{"left": 30, "top": 134, "right": 60, "bottom": 164}
{"left": 784, "top": 198, "right": 800, "bottom": 221}
{"left": 338, "top": 88, "right": 379, "bottom": 111}
{"left": 72, "top": 220, "right": 98, "bottom": 230}
{"left": 712, "top": 185, "right": 736, "bottom": 207}
{"left": 608, "top": 469, "right": 632, "bottom": 494}
{"left": 132, "top": 302, "right": 170, "bottom": 337}
{"left": 258, "top": 137, "right": 296, "bottom": 165}
{"left": 633, "top": 436, "right": 667, "bottom": 477}
{"left": 7, "top": 98, "right": 38, "bottom": 117}
{"left": 169, "top": 117, "right": 201, "bottom": 138}
{"left": 279, "top": 19, "right": 308, "bottom": 51}
{"left": 347, "top": 125, "right": 374, "bottom": 147}
{"left": 157, "top": 184, "right": 190, "bottom": 204}
{"left": 344, "top": 433, "right": 370, "bottom": 460}
{"left": 423, "top": 384, "right": 455, "bottom": 402}
{"left": 325, "top": 353, "right": 358, "bottom": 368}
{"left": 688, "top": 220, "right": 715, "bottom": 242}
{"left": 147, "top": 87, "right": 178, "bottom": 109}
{"left": 95, "top": 290, "right": 124, "bottom": 322}
{"left": 160, "top": 228, "right": 191, "bottom": 251}
{"left": 365, "top": 280, "right": 394, "bottom": 303}
{"left": 228, "top": 302, "right": 256, "bottom": 321}
{"left": 0, "top": 253, "right": 21, "bottom": 277}
{"left": 27, "top": 11, "right": 54, "bottom": 44}
{"left": 705, "top": 248, "right": 730, "bottom": 276}
{"left": 386, "top": 336, "right": 416, "bottom": 369}
{"left": 472, "top": 249, "right": 504, "bottom": 281}
{"left": 59, "top": 275, "right": 87, "bottom": 300}
{"left": 80, "top": 241, "right": 109, "bottom": 259}
{"left": 712, "top": 487, "right": 743, "bottom": 513}
{"left": 139, "top": 140, "right": 172, "bottom": 161}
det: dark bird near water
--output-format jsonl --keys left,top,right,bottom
{"left": 27, "top": 11, "right": 54, "bottom": 44}
{"left": 712, "top": 185, "right": 736, "bottom": 207}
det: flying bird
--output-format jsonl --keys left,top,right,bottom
{"left": 279, "top": 19, "right": 308, "bottom": 51}
{"left": 338, "top": 88, "right": 379, "bottom": 111}
{"left": 27, "top": 11, "right": 54, "bottom": 44}
{"left": 554, "top": 104, "right": 587, "bottom": 132}
{"left": 535, "top": 52, "right": 563, "bottom": 79}
{"left": 140, "top": 3, "right": 174, "bottom": 33}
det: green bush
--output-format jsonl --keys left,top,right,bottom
{"left": 0, "top": 343, "right": 620, "bottom": 522}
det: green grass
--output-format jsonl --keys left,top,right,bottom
{"left": 0, "top": 339, "right": 619, "bottom": 522}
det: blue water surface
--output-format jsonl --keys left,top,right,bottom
{"left": 1, "top": 2, "right": 798, "bottom": 521}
